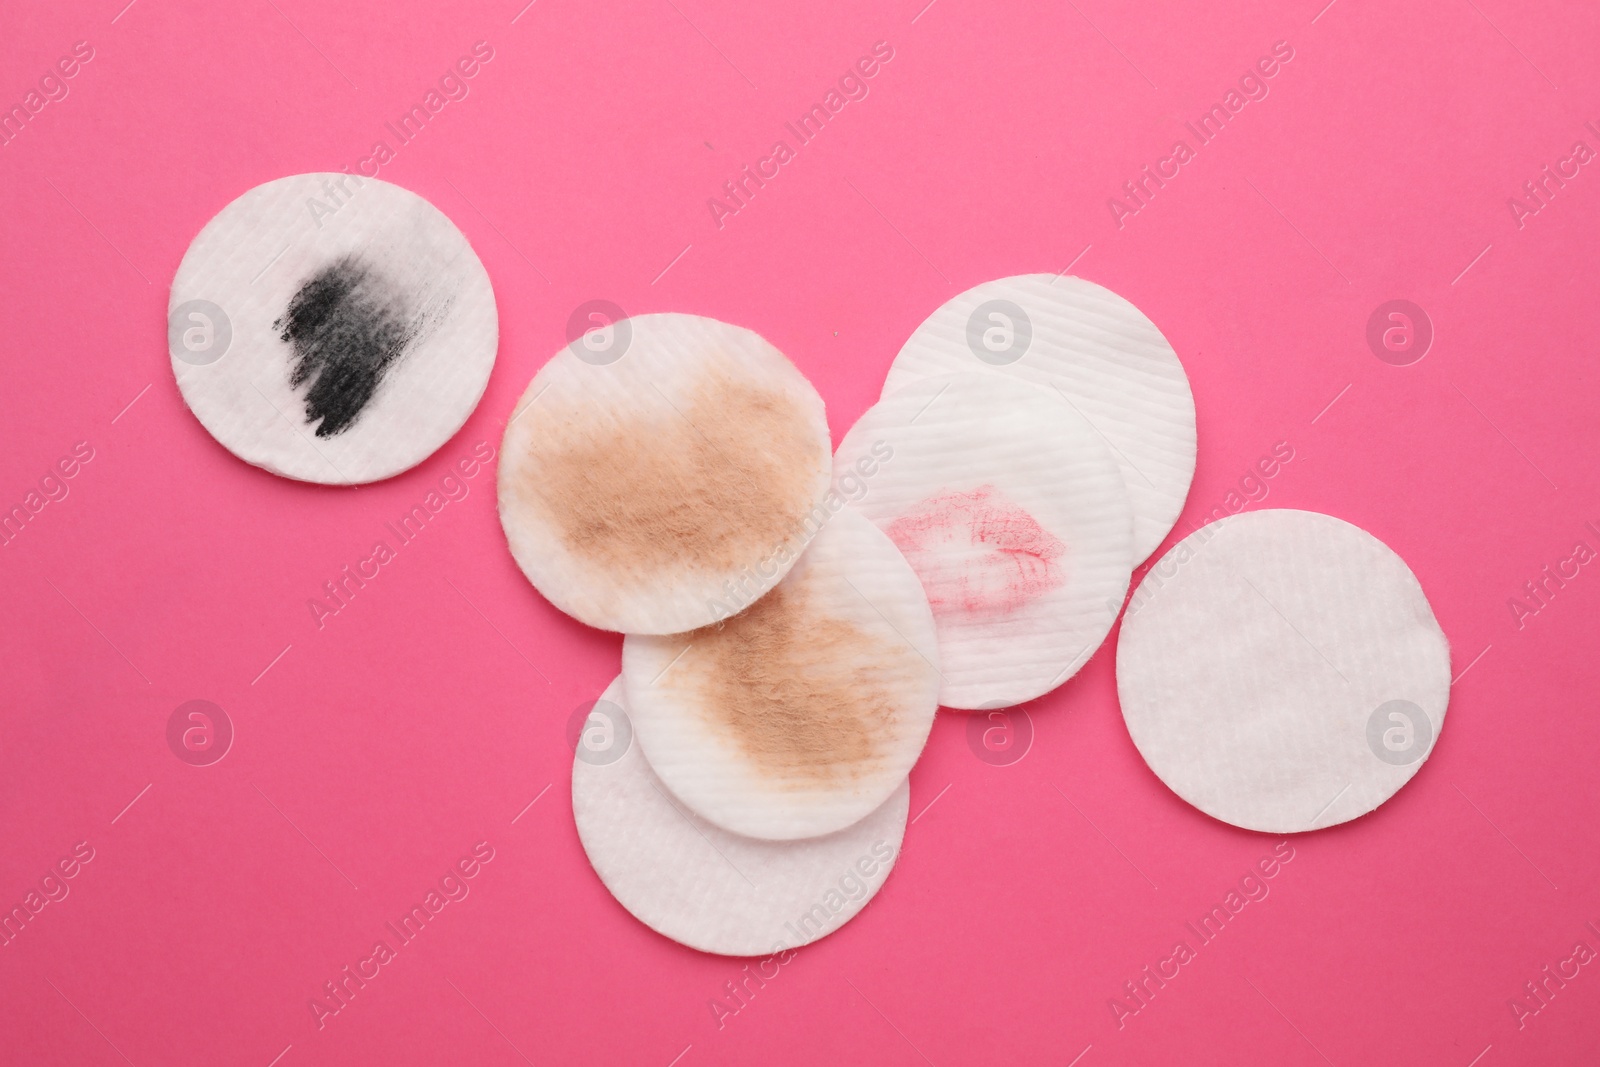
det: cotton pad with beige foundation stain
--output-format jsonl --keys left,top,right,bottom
{"left": 836, "top": 373, "right": 1133, "bottom": 710}
{"left": 498, "top": 313, "right": 832, "bottom": 634}
{"left": 572, "top": 677, "right": 909, "bottom": 957}
{"left": 621, "top": 506, "right": 940, "bottom": 841}
{"left": 884, "top": 274, "right": 1195, "bottom": 566}
{"left": 1117, "top": 509, "right": 1451, "bottom": 834}
{"left": 169, "top": 174, "right": 497, "bottom": 484}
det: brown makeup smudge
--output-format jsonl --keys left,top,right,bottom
{"left": 515, "top": 369, "right": 821, "bottom": 577}
{"left": 674, "top": 575, "right": 922, "bottom": 785}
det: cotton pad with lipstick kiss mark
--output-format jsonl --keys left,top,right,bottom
{"left": 837, "top": 373, "right": 1133, "bottom": 710}
{"left": 1117, "top": 509, "right": 1451, "bottom": 833}
{"left": 884, "top": 274, "right": 1195, "bottom": 566}
{"left": 572, "top": 677, "right": 909, "bottom": 956}
{"left": 168, "top": 174, "right": 497, "bottom": 484}
{"left": 498, "top": 313, "right": 832, "bottom": 635}
{"left": 621, "top": 507, "right": 940, "bottom": 841}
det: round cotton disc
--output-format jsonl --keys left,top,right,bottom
{"left": 1117, "top": 509, "right": 1451, "bottom": 833}
{"left": 573, "top": 677, "right": 909, "bottom": 957}
{"left": 836, "top": 373, "right": 1133, "bottom": 709}
{"left": 622, "top": 506, "right": 940, "bottom": 840}
{"left": 498, "top": 313, "right": 832, "bottom": 635}
{"left": 884, "top": 274, "right": 1195, "bottom": 565}
{"left": 169, "top": 173, "right": 497, "bottom": 484}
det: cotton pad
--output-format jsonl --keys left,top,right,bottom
{"left": 1117, "top": 509, "right": 1451, "bottom": 833}
{"left": 498, "top": 313, "right": 832, "bottom": 635}
{"left": 622, "top": 506, "right": 940, "bottom": 840}
{"left": 572, "top": 677, "right": 909, "bottom": 957}
{"left": 884, "top": 274, "right": 1195, "bottom": 565}
{"left": 169, "top": 173, "right": 497, "bottom": 484}
{"left": 836, "top": 373, "right": 1133, "bottom": 710}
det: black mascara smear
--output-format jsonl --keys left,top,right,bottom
{"left": 275, "top": 254, "right": 418, "bottom": 438}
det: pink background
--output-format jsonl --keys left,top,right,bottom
{"left": 3, "top": 0, "right": 1600, "bottom": 1063}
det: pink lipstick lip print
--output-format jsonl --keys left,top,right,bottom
{"left": 885, "top": 484, "right": 1066, "bottom": 618}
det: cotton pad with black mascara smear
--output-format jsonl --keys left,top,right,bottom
{"left": 168, "top": 174, "right": 497, "bottom": 484}
{"left": 837, "top": 373, "right": 1133, "bottom": 710}
{"left": 572, "top": 677, "right": 909, "bottom": 957}
{"left": 498, "top": 313, "right": 833, "bottom": 635}
{"left": 1117, "top": 509, "right": 1451, "bottom": 834}
{"left": 621, "top": 506, "right": 940, "bottom": 841}
{"left": 884, "top": 274, "right": 1195, "bottom": 566}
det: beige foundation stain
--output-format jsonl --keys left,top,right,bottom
{"left": 512, "top": 369, "right": 820, "bottom": 577}
{"left": 671, "top": 574, "right": 922, "bottom": 786}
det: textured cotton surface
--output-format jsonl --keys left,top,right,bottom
{"left": 838, "top": 373, "right": 1133, "bottom": 709}
{"left": 169, "top": 174, "right": 497, "bottom": 484}
{"left": 498, "top": 313, "right": 832, "bottom": 634}
{"left": 622, "top": 507, "right": 940, "bottom": 840}
{"left": 884, "top": 274, "right": 1195, "bottom": 565}
{"left": 1117, "top": 509, "right": 1452, "bottom": 833}
{"left": 572, "top": 677, "right": 909, "bottom": 957}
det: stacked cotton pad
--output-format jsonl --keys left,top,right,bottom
{"left": 837, "top": 373, "right": 1133, "bottom": 710}
{"left": 498, "top": 276, "right": 1215, "bottom": 956}
{"left": 845, "top": 273, "right": 1202, "bottom": 710}
{"left": 500, "top": 313, "right": 941, "bottom": 955}
{"left": 885, "top": 274, "right": 1198, "bottom": 565}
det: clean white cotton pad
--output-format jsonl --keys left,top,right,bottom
{"left": 622, "top": 506, "right": 940, "bottom": 840}
{"left": 884, "top": 274, "right": 1195, "bottom": 565}
{"left": 1117, "top": 509, "right": 1451, "bottom": 833}
{"left": 498, "top": 313, "right": 832, "bottom": 635}
{"left": 572, "top": 677, "right": 909, "bottom": 957}
{"left": 169, "top": 173, "right": 497, "bottom": 484}
{"left": 836, "top": 373, "right": 1133, "bottom": 710}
